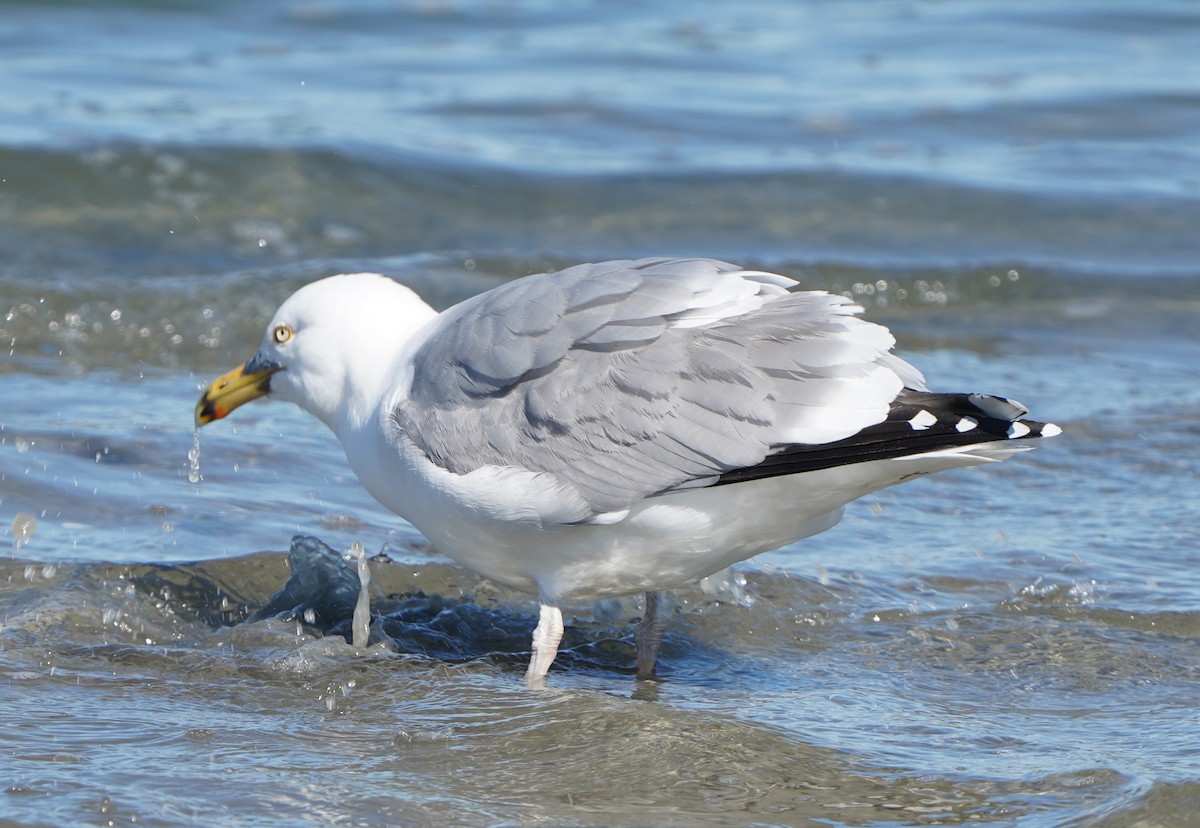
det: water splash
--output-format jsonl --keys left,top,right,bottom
{"left": 188, "top": 428, "right": 202, "bottom": 484}
{"left": 351, "top": 541, "right": 371, "bottom": 649}
{"left": 11, "top": 512, "right": 37, "bottom": 552}
{"left": 699, "top": 567, "right": 755, "bottom": 607}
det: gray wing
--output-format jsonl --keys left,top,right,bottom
{"left": 393, "top": 257, "right": 918, "bottom": 520}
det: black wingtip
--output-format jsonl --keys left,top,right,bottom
{"left": 713, "top": 391, "right": 1059, "bottom": 486}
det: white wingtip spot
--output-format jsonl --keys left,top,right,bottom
{"left": 1041, "top": 422, "right": 1062, "bottom": 438}
{"left": 1007, "top": 421, "right": 1032, "bottom": 439}
{"left": 908, "top": 409, "right": 938, "bottom": 431}
{"left": 955, "top": 416, "right": 978, "bottom": 433}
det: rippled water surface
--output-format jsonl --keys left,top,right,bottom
{"left": 2, "top": 1, "right": 1199, "bottom": 825}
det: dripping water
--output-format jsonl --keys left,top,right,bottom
{"left": 188, "top": 428, "right": 202, "bottom": 484}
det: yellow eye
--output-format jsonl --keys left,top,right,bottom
{"left": 273, "top": 324, "right": 293, "bottom": 344}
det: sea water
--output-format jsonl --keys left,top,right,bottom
{"left": 1, "top": 1, "right": 1198, "bottom": 825}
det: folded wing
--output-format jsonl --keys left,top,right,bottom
{"left": 391, "top": 257, "right": 921, "bottom": 521}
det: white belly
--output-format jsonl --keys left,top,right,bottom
{"left": 342, "top": 417, "right": 1023, "bottom": 603}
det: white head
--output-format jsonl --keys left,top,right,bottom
{"left": 196, "top": 273, "right": 438, "bottom": 432}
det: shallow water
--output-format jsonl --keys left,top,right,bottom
{"left": 3, "top": 1, "right": 1200, "bottom": 826}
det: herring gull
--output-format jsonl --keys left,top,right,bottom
{"left": 195, "top": 258, "right": 1058, "bottom": 682}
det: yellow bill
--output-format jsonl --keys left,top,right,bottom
{"left": 195, "top": 358, "right": 279, "bottom": 426}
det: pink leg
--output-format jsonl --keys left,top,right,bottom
{"left": 526, "top": 603, "right": 564, "bottom": 684}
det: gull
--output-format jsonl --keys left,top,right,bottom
{"left": 196, "top": 258, "right": 1058, "bottom": 682}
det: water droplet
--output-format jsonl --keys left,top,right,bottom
{"left": 352, "top": 541, "right": 371, "bottom": 649}
{"left": 11, "top": 512, "right": 37, "bottom": 551}
{"left": 187, "top": 429, "right": 202, "bottom": 484}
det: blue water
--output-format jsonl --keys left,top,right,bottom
{"left": 2, "top": 1, "right": 1199, "bottom": 825}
